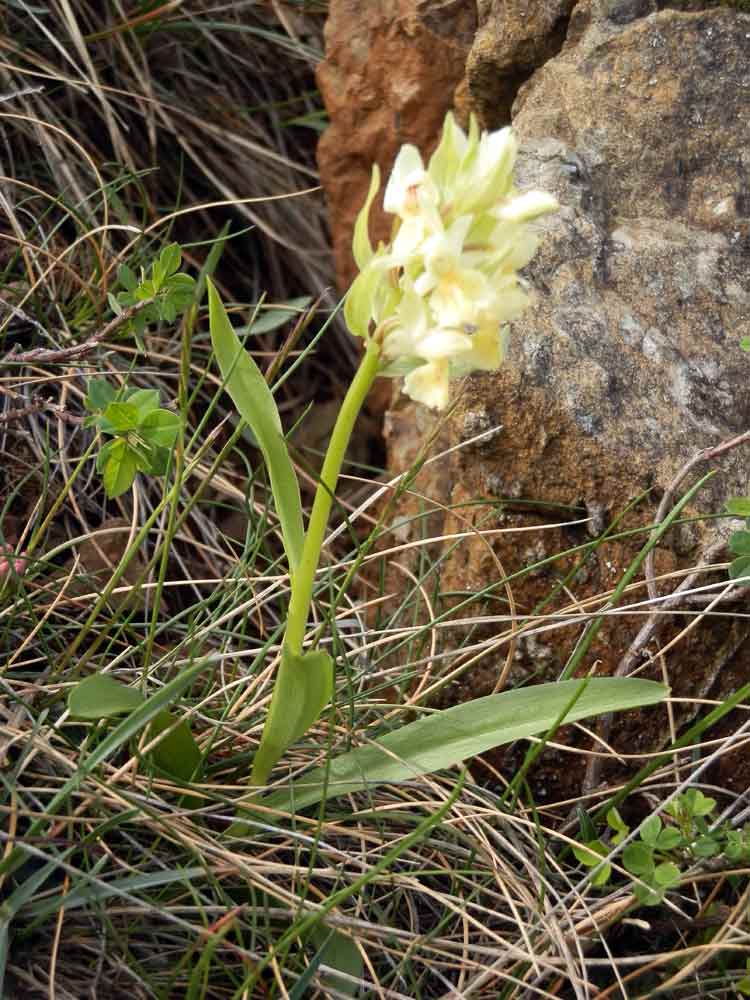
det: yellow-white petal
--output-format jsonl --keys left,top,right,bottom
{"left": 496, "top": 190, "right": 559, "bottom": 223}
{"left": 404, "top": 360, "right": 451, "bottom": 410}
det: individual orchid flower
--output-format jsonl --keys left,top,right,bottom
{"left": 413, "top": 215, "right": 492, "bottom": 327}
{"left": 403, "top": 358, "right": 452, "bottom": 411}
{"left": 381, "top": 282, "right": 430, "bottom": 363}
{"left": 383, "top": 144, "right": 442, "bottom": 261}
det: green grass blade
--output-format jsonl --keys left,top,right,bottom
{"left": 208, "top": 278, "right": 304, "bottom": 574}
{"left": 260, "top": 678, "right": 667, "bottom": 813}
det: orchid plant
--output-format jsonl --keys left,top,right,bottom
{"left": 64, "top": 113, "right": 666, "bottom": 807}
{"left": 207, "top": 112, "right": 667, "bottom": 796}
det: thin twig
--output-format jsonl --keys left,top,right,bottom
{"left": 0, "top": 298, "right": 154, "bottom": 366}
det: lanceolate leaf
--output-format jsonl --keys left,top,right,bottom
{"left": 208, "top": 279, "right": 304, "bottom": 575}
{"left": 259, "top": 678, "right": 667, "bottom": 813}
{"left": 251, "top": 648, "right": 334, "bottom": 786}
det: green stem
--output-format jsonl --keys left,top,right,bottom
{"left": 283, "top": 336, "right": 381, "bottom": 656}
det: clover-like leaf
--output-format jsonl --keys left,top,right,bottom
{"left": 655, "top": 826, "right": 683, "bottom": 851}
{"left": 126, "top": 388, "right": 160, "bottom": 419}
{"left": 623, "top": 841, "right": 654, "bottom": 876}
{"left": 653, "top": 861, "right": 681, "bottom": 888}
{"left": 100, "top": 401, "right": 140, "bottom": 434}
{"left": 572, "top": 839, "right": 611, "bottom": 886}
{"left": 103, "top": 440, "right": 138, "bottom": 498}
{"left": 140, "top": 409, "right": 180, "bottom": 449}
{"left": 633, "top": 881, "right": 664, "bottom": 906}
{"left": 639, "top": 815, "right": 662, "bottom": 847}
{"left": 85, "top": 378, "right": 117, "bottom": 413}
{"left": 685, "top": 789, "right": 716, "bottom": 818}
{"left": 691, "top": 835, "right": 721, "bottom": 859}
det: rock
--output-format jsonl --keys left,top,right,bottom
{"left": 316, "top": 0, "right": 476, "bottom": 292}
{"left": 317, "top": 0, "right": 750, "bottom": 795}
{"left": 385, "top": 5, "right": 750, "bottom": 796}
{"left": 466, "top": 0, "right": 578, "bottom": 128}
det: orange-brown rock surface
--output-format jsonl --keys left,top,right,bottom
{"left": 316, "top": 0, "right": 476, "bottom": 291}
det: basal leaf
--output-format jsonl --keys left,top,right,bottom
{"left": 307, "top": 927, "right": 362, "bottom": 998}
{"left": 208, "top": 278, "right": 304, "bottom": 574}
{"left": 148, "top": 710, "right": 202, "bottom": 782}
{"left": 251, "top": 648, "right": 333, "bottom": 786}
{"left": 68, "top": 673, "right": 144, "bottom": 718}
{"left": 726, "top": 497, "right": 750, "bottom": 518}
{"left": 260, "top": 678, "right": 667, "bottom": 813}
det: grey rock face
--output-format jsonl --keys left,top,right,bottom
{"left": 468, "top": 6, "right": 750, "bottom": 515}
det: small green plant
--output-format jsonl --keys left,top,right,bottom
{"left": 575, "top": 789, "right": 750, "bottom": 906}
{"left": 85, "top": 379, "right": 181, "bottom": 498}
{"left": 109, "top": 242, "right": 196, "bottom": 345}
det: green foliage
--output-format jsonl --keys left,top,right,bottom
{"left": 110, "top": 242, "right": 196, "bottom": 343}
{"left": 67, "top": 673, "right": 202, "bottom": 783}
{"left": 250, "top": 677, "right": 666, "bottom": 814}
{"left": 85, "top": 380, "right": 180, "bottom": 497}
{"left": 724, "top": 499, "right": 750, "bottom": 586}
{"left": 301, "top": 927, "right": 363, "bottom": 998}
{"left": 575, "top": 789, "right": 750, "bottom": 907}
{"left": 251, "top": 648, "right": 334, "bottom": 786}
{"left": 207, "top": 278, "right": 304, "bottom": 574}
